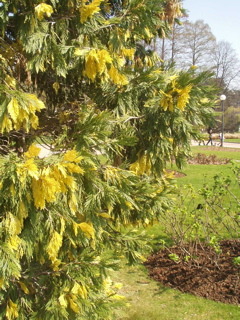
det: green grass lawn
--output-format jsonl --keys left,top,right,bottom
{"left": 191, "top": 146, "right": 240, "bottom": 160}
{"left": 113, "top": 146, "right": 240, "bottom": 320}
{"left": 113, "top": 264, "right": 240, "bottom": 320}
{"left": 225, "top": 139, "right": 240, "bottom": 143}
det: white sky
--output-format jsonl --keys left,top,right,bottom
{"left": 183, "top": 0, "right": 240, "bottom": 59}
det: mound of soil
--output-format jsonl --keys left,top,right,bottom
{"left": 144, "top": 240, "right": 240, "bottom": 305}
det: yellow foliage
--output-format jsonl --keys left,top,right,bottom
{"left": 160, "top": 90, "right": 174, "bottom": 111}
{"left": 144, "top": 27, "right": 153, "bottom": 39}
{"left": 71, "top": 282, "right": 88, "bottom": 298}
{"left": 10, "top": 184, "right": 15, "bottom": 196}
{"left": 5, "top": 75, "right": 17, "bottom": 88}
{"left": 46, "top": 231, "right": 63, "bottom": 263}
{"left": 53, "top": 82, "right": 60, "bottom": 94}
{"left": 18, "top": 201, "right": 28, "bottom": 227}
{"left": 59, "top": 294, "right": 68, "bottom": 308}
{"left": 84, "top": 49, "right": 99, "bottom": 81}
{"left": 8, "top": 235, "right": 21, "bottom": 251}
{"left": 69, "top": 193, "right": 78, "bottom": 214}
{"left": 97, "top": 212, "right": 112, "bottom": 219}
{"left": 130, "top": 154, "right": 151, "bottom": 175}
{"left": 63, "top": 162, "right": 85, "bottom": 174}
{"left": 2, "top": 93, "right": 45, "bottom": 133}
{"left": 61, "top": 174, "right": 77, "bottom": 191}
{"left": 200, "top": 97, "right": 209, "bottom": 104}
{"left": 85, "top": 49, "right": 112, "bottom": 81}
{"left": 121, "top": 48, "right": 135, "bottom": 59}
{"left": 79, "top": 222, "right": 95, "bottom": 239}
{"left": 98, "top": 49, "right": 113, "bottom": 73}
{"left": 80, "top": 0, "right": 103, "bottom": 23}
{"left": 0, "top": 277, "right": 4, "bottom": 289}
{"left": 68, "top": 296, "right": 79, "bottom": 313}
{"left": 5, "top": 213, "right": 22, "bottom": 253}
{"left": 6, "top": 299, "right": 19, "bottom": 320}
{"left": 24, "top": 144, "right": 41, "bottom": 159}
{"left": 24, "top": 93, "right": 45, "bottom": 112}
{"left": 51, "top": 259, "right": 61, "bottom": 271}
{"left": 108, "top": 66, "right": 128, "bottom": 86}
{"left": 177, "top": 85, "right": 192, "bottom": 110}
{"left": 35, "top": 3, "right": 54, "bottom": 21}
{"left": 72, "top": 221, "right": 79, "bottom": 236}
{"left": 17, "top": 158, "right": 39, "bottom": 182}
{"left": 32, "top": 175, "right": 61, "bottom": 209}
{"left": 83, "top": 48, "right": 129, "bottom": 85}
{"left": 160, "top": 80, "right": 192, "bottom": 112}
{"left": 18, "top": 281, "right": 30, "bottom": 294}
{"left": 6, "top": 213, "right": 22, "bottom": 236}
{"left": 60, "top": 217, "right": 66, "bottom": 235}
{"left": 1, "top": 114, "right": 13, "bottom": 133}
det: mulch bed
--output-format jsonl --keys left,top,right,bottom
{"left": 144, "top": 239, "right": 240, "bottom": 305}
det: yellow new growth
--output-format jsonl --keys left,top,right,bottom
{"left": 79, "top": 222, "right": 95, "bottom": 239}
{"left": 24, "top": 144, "right": 41, "bottom": 159}
{"left": 30, "top": 149, "right": 84, "bottom": 209}
{"left": 7, "top": 98, "right": 18, "bottom": 123}
{"left": 71, "top": 282, "right": 88, "bottom": 298}
{"left": 108, "top": 66, "right": 128, "bottom": 86}
{"left": 0, "top": 277, "right": 4, "bottom": 289}
{"left": 32, "top": 175, "right": 61, "bottom": 209}
{"left": 6, "top": 299, "right": 19, "bottom": 320}
{"left": 5, "top": 75, "right": 17, "bottom": 89}
{"left": 17, "top": 158, "right": 39, "bottom": 183}
{"left": 68, "top": 296, "right": 79, "bottom": 313}
{"left": 177, "top": 85, "right": 192, "bottom": 110}
{"left": 46, "top": 230, "right": 63, "bottom": 263}
{"left": 130, "top": 154, "right": 151, "bottom": 175}
{"left": 80, "top": 0, "right": 103, "bottom": 23}
{"left": 83, "top": 48, "right": 128, "bottom": 85}
{"left": 18, "top": 201, "right": 28, "bottom": 228}
{"left": 6, "top": 213, "right": 22, "bottom": 237}
{"left": 160, "top": 90, "right": 174, "bottom": 111}
{"left": 35, "top": 3, "right": 54, "bottom": 21}
{"left": 2, "top": 93, "right": 45, "bottom": 133}
{"left": 59, "top": 294, "right": 68, "bottom": 308}
{"left": 5, "top": 213, "right": 22, "bottom": 253}
{"left": 18, "top": 281, "right": 30, "bottom": 294}
{"left": 121, "top": 48, "right": 135, "bottom": 59}
{"left": 85, "top": 49, "right": 112, "bottom": 81}
{"left": 160, "top": 79, "right": 192, "bottom": 111}
{"left": 1, "top": 114, "right": 12, "bottom": 132}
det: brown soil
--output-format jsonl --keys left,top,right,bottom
{"left": 144, "top": 240, "right": 240, "bottom": 305}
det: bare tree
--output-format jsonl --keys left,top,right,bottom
{"left": 212, "top": 41, "right": 240, "bottom": 90}
{"left": 177, "top": 20, "right": 216, "bottom": 69}
{"left": 156, "top": 19, "right": 216, "bottom": 70}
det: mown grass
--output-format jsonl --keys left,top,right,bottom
{"left": 225, "top": 139, "right": 240, "bottom": 143}
{"left": 113, "top": 265, "right": 240, "bottom": 320}
{"left": 114, "top": 146, "right": 240, "bottom": 320}
{"left": 191, "top": 146, "right": 240, "bottom": 160}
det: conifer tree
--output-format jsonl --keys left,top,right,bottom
{"left": 0, "top": 0, "right": 216, "bottom": 319}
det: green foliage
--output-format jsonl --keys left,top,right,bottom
{"left": 0, "top": 0, "right": 218, "bottom": 319}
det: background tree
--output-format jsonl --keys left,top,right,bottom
{"left": 212, "top": 41, "right": 240, "bottom": 91}
{"left": 0, "top": 1, "right": 217, "bottom": 319}
{"left": 157, "top": 19, "right": 216, "bottom": 70}
{"left": 224, "top": 106, "right": 240, "bottom": 132}
{"left": 179, "top": 20, "right": 216, "bottom": 69}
